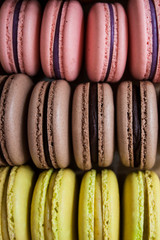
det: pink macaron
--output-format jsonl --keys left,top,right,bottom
{"left": 128, "top": 0, "right": 160, "bottom": 82}
{"left": 0, "top": 0, "right": 41, "bottom": 76}
{"left": 40, "top": 0, "right": 84, "bottom": 82}
{"left": 86, "top": 2, "right": 128, "bottom": 83}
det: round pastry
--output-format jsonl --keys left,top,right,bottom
{"left": 72, "top": 82, "right": 114, "bottom": 170}
{"left": 0, "top": 0, "right": 41, "bottom": 76}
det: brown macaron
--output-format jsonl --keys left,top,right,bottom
{"left": 117, "top": 81, "right": 158, "bottom": 169}
{"left": 0, "top": 74, "right": 33, "bottom": 166}
{"left": 72, "top": 82, "right": 114, "bottom": 170}
{"left": 28, "top": 79, "right": 71, "bottom": 169}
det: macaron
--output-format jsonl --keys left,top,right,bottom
{"left": 128, "top": 0, "right": 160, "bottom": 82}
{"left": 86, "top": 2, "right": 128, "bottom": 82}
{"left": 123, "top": 171, "right": 160, "bottom": 240}
{"left": 79, "top": 169, "right": 119, "bottom": 240}
{"left": 72, "top": 82, "right": 114, "bottom": 170}
{"left": 0, "top": 165, "right": 36, "bottom": 240}
{"left": 28, "top": 79, "right": 71, "bottom": 169}
{"left": 31, "top": 168, "right": 77, "bottom": 240}
{"left": 0, "top": 74, "right": 33, "bottom": 166}
{"left": 40, "top": 0, "right": 84, "bottom": 81}
{"left": 117, "top": 81, "right": 158, "bottom": 169}
{"left": 0, "top": 0, "right": 41, "bottom": 76}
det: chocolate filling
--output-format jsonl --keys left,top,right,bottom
{"left": 149, "top": 0, "right": 158, "bottom": 79}
{"left": 13, "top": 0, "right": 23, "bottom": 72}
{"left": 89, "top": 83, "right": 98, "bottom": 164}
{"left": 132, "top": 85, "right": 141, "bottom": 167}
{"left": 105, "top": 4, "right": 114, "bottom": 81}
{"left": 43, "top": 81, "right": 52, "bottom": 167}
{"left": 53, "top": 1, "right": 65, "bottom": 79}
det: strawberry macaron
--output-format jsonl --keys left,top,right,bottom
{"left": 40, "top": 0, "right": 84, "bottom": 82}
{"left": 128, "top": 0, "right": 160, "bottom": 82}
{"left": 86, "top": 2, "right": 128, "bottom": 82}
{"left": 0, "top": 0, "right": 41, "bottom": 76}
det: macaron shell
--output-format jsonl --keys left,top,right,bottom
{"left": 102, "top": 170, "right": 119, "bottom": 239}
{"left": 72, "top": 83, "right": 91, "bottom": 170}
{"left": 128, "top": 0, "right": 151, "bottom": 80}
{"left": 78, "top": 170, "right": 96, "bottom": 240}
{"left": 0, "top": 0, "right": 17, "bottom": 73}
{"left": 0, "top": 167, "right": 10, "bottom": 240}
{"left": 140, "top": 81, "right": 158, "bottom": 169}
{"left": 63, "top": 0, "right": 84, "bottom": 81}
{"left": 52, "top": 169, "right": 77, "bottom": 240}
{"left": 31, "top": 169, "right": 53, "bottom": 240}
{"left": 44, "top": 172, "right": 57, "bottom": 240}
{"left": 28, "top": 81, "right": 50, "bottom": 169}
{"left": 47, "top": 80, "right": 71, "bottom": 169}
{"left": 23, "top": 0, "right": 41, "bottom": 76}
{"left": 123, "top": 171, "right": 144, "bottom": 240}
{"left": 98, "top": 83, "right": 114, "bottom": 167}
{"left": 144, "top": 171, "right": 160, "bottom": 239}
{"left": 94, "top": 174, "right": 102, "bottom": 240}
{"left": 86, "top": 3, "right": 110, "bottom": 82}
{"left": 117, "top": 81, "right": 134, "bottom": 167}
{"left": 113, "top": 3, "right": 128, "bottom": 82}
{"left": 0, "top": 74, "right": 33, "bottom": 166}
{"left": 7, "top": 166, "right": 36, "bottom": 240}
{"left": 40, "top": 0, "right": 63, "bottom": 78}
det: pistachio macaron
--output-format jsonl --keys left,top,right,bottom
{"left": 78, "top": 169, "right": 119, "bottom": 240}
{"left": 31, "top": 168, "right": 77, "bottom": 240}
{"left": 123, "top": 171, "right": 160, "bottom": 240}
{"left": 0, "top": 165, "right": 36, "bottom": 240}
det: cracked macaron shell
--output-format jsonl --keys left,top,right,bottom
{"left": 0, "top": 74, "right": 33, "bottom": 166}
{"left": 78, "top": 170, "right": 119, "bottom": 240}
{"left": 28, "top": 80, "right": 71, "bottom": 169}
{"left": 72, "top": 82, "right": 114, "bottom": 170}
{"left": 117, "top": 81, "right": 158, "bottom": 169}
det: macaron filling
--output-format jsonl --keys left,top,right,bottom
{"left": 132, "top": 85, "right": 141, "bottom": 167}
{"left": 12, "top": 0, "right": 23, "bottom": 73}
{"left": 89, "top": 83, "right": 98, "bottom": 164}
{"left": 43, "top": 82, "right": 53, "bottom": 168}
{"left": 105, "top": 4, "right": 114, "bottom": 81}
{"left": 148, "top": 0, "right": 158, "bottom": 79}
{"left": 53, "top": 1, "right": 65, "bottom": 79}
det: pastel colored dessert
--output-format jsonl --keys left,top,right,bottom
{"left": 0, "top": 0, "right": 41, "bottom": 76}
{"left": 28, "top": 79, "right": 71, "bottom": 169}
{"left": 72, "top": 82, "right": 114, "bottom": 170}
{"left": 123, "top": 171, "right": 160, "bottom": 240}
{"left": 86, "top": 2, "right": 128, "bottom": 82}
{"left": 40, "top": 0, "right": 84, "bottom": 81}
{"left": 0, "top": 165, "right": 35, "bottom": 240}
{"left": 117, "top": 81, "right": 158, "bottom": 169}
{"left": 31, "top": 168, "right": 77, "bottom": 240}
{"left": 128, "top": 0, "right": 160, "bottom": 82}
{"left": 79, "top": 169, "right": 119, "bottom": 240}
{"left": 0, "top": 74, "right": 33, "bottom": 166}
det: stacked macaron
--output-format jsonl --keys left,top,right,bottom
{"left": 128, "top": 0, "right": 160, "bottom": 82}
{"left": 0, "top": 0, "right": 41, "bottom": 76}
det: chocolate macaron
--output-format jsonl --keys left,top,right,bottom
{"left": 72, "top": 82, "right": 114, "bottom": 170}
{"left": 117, "top": 81, "right": 158, "bottom": 169}
{"left": 0, "top": 74, "right": 33, "bottom": 166}
{"left": 28, "top": 79, "right": 71, "bottom": 169}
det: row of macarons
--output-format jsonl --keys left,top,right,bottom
{"left": 0, "top": 165, "right": 159, "bottom": 240}
{"left": 0, "top": 74, "right": 159, "bottom": 171}
{"left": 0, "top": 0, "right": 159, "bottom": 82}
